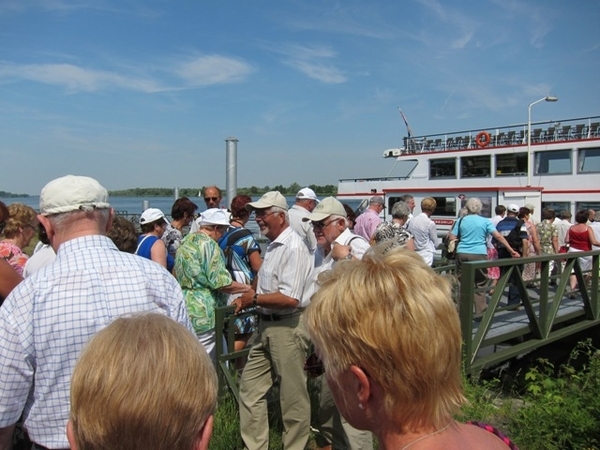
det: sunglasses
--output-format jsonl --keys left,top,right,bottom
{"left": 204, "top": 197, "right": 219, "bottom": 202}
{"left": 313, "top": 219, "right": 336, "bottom": 230}
{"left": 304, "top": 352, "right": 325, "bottom": 378}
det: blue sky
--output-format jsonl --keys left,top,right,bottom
{"left": 1, "top": 0, "right": 599, "bottom": 195}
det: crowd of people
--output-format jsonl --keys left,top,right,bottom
{"left": 2, "top": 176, "right": 598, "bottom": 450}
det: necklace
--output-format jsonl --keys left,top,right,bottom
{"left": 400, "top": 422, "right": 451, "bottom": 450}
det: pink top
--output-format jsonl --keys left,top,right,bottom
{"left": 0, "top": 241, "right": 29, "bottom": 276}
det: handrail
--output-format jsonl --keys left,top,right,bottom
{"left": 215, "top": 250, "right": 600, "bottom": 399}
{"left": 458, "top": 250, "right": 600, "bottom": 375}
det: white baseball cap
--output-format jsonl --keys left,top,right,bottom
{"left": 39, "top": 175, "right": 110, "bottom": 216}
{"left": 507, "top": 204, "right": 520, "bottom": 214}
{"left": 296, "top": 187, "right": 319, "bottom": 202}
{"left": 140, "top": 208, "right": 168, "bottom": 225}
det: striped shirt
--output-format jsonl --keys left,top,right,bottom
{"left": 0, "top": 234, "right": 192, "bottom": 449}
{"left": 256, "top": 226, "right": 312, "bottom": 314}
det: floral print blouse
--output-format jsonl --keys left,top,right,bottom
{"left": 174, "top": 232, "right": 232, "bottom": 335}
{"left": 0, "top": 241, "right": 28, "bottom": 276}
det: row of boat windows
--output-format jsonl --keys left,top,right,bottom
{"left": 429, "top": 147, "right": 600, "bottom": 179}
{"left": 389, "top": 197, "right": 600, "bottom": 219}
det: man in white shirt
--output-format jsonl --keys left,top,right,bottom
{"left": 232, "top": 191, "right": 312, "bottom": 450}
{"left": 288, "top": 187, "right": 319, "bottom": 254}
{"left": 302, "top": 197, "right": 373, "bottom": 450}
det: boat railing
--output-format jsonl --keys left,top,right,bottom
{"left": 399, "top": 115, "right": 600, "bottom": 155}
{"left": 338, "top": 176, "right": 411, "bottom": 183}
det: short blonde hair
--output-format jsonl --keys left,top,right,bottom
{"left": 70, "top": 313, "right": 217, "bottom": 450}
{"left": 421, "top": 197, "right": 437, "bottom": 214}
{"left": 3, "top": 203, "right": 37, "bottom": 238}
{"left": 306, "top": 246, "right": 465, "bottom": 431}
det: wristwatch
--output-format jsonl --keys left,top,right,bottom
{"left": 252, "top": 293, "right": 259, "bottom": 306}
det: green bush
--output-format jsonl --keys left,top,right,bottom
{"left": 508, "top": 340, "right": 600, "bottom": 450}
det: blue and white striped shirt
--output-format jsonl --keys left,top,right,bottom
{"left": 0, "top": 234, "right": 192, "bottom": 449}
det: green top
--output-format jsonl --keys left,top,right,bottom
{"left": 175, "top": 232, "right": 232, "bottom": 334}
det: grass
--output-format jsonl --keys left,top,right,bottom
{"left": 210, "top": 338, "right": 600, "bottom": 450}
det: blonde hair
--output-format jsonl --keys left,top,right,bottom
{"left": 306, "top": 246, "right": 465, "bottom": 431}
{"left": 2, "top": 203, "right": 37, "bottom": 238}
{"left": 70, "top": 313, "right": 217, "bottom": 450}
{"left": 420, "top": 197, "right": 437, "bottom": 214}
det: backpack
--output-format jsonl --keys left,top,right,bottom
{"left": 218, "top": 227, "right": 253, "bottom": 275}
{"left": 493, "top": 219, "right": 525, "bottom": 252}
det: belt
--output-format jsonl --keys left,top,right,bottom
{"left": 259, "top": 309, "right": 303, "bottom": 321}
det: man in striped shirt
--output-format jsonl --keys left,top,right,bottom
{"left": 232, "top": 191, "right": 312, "bottom": 450}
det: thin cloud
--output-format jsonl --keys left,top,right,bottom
{"left": 269, "top": 43, "right": 347, "bottom": 84}
{"left": 0, "top": 62, "right": 168, "bottom": 93}
{"left": 174, "top": 55, "right": 255, "bottom": 86}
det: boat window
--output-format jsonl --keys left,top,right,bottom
{"left": 579, "top": 147, "right": 600, "bottom": 173}
{"left": 576, "top": 201, "right": 600, "bottom": 213}
{"left": 432, "top": 197, "right": 457, "bottom": 217}
{"left": 429, "top": 158, "right": 456, "bottom": 179}
{"left": 495, "top": 152, "right": 527, "bottom": 176}
{"left": 461, "top": 155, "right": 491, "bottom": 178}
{"left": 542, "top": 202, "right": 571, "bottom": 215}
{"left": 535, "top": 150, "right": 571, "bottom": 175}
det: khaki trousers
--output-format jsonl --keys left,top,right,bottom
{"left": 318, "top": 376, "right": 374, "bottom": 450}
{"left": 239, "top": 312, "right": 311, "bottom": 450}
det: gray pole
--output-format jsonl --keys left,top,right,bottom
{"left": 225, "top": 137, "right": 238, "bottom": 208}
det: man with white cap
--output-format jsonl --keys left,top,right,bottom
{"left": 231, "top": 191, "right": 312, "bottom": 450}
{"left": 0, "top": 175, "right": 192, "bottom": 450}
{"left": 302, "top": 197, "right": 373, "bottom": 450}
{"left": 354, "top": 195, "right": 385, "bottom": 241}
{"left": 288, "top": 187, "right": 319, "bottom": 254}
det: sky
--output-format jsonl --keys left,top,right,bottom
{"left": 1, "top": 0, "right": 599, "bottom": 195}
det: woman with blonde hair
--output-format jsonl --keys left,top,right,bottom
{"left": 0, "top": 202, "right": 38, "bottom": 275}
{"left": 68, "top": 313, "right": 217, "bottom": 450}
{"left": 305, "top": 246, "right": 518, "bottom": 450}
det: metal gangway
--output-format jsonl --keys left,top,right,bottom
{"left": 215, "top": 250, "right": 600, "bottom": 399}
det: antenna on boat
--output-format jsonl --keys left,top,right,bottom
{"left": 385, "top": 107, "right": 415, "bottom": 177}
{"left": 398, "top": 107, "right": 414, "bottom": 138}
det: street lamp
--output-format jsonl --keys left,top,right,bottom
{"left": 527, "top": 96, "right": 558, "bottom": 187}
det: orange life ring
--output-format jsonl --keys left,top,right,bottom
{"left": 475, "top": 131, "right": 491, "bottom": 147}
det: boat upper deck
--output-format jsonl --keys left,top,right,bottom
{"left": 386, "top": 115, "right": 600, "bottom": 157}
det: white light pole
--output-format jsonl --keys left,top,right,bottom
{"left": 527, "top": 96, "right": 558, "bottom": 187}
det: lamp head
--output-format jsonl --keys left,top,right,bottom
{"left": 545, "top": 96, "right": 559, "bottom": 102}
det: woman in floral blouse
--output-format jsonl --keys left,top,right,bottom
{"left": 0, "top": 203, "right": 38, "bottom": 276}
{"left": 174, "top": 208, "right": 250, "bottom": 362}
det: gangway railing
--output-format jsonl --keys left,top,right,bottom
{"left": 215, "top": 250, "right": 600, "bottom": 399}
{"left": 459, "top": 250, "right": 600, "bottom": 374}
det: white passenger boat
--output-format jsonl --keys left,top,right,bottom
{"left": 338, "top": 115, "right": 600, "bottom": 231}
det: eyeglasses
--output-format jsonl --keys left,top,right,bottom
{"left": 313, "top": 219, "right": 336, "bottom": 230}
{"left": 204, "top": 197, "right": 219, "bottom": 203}
{"left": 304, "top": 352, "right": 325, "bottom": 378}
{"left": 254, "top": 210, "right": 278, "bottom": 219}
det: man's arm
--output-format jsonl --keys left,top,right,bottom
{"left": 0, "top": 424, "right": 15, "bottom": 450}
{"left": 0, "top": 260, "right": 22, "bottom": 304}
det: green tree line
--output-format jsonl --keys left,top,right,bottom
{"left": 109, "top": 183, "right": 337, "bottom": 197}
{"left": 0, "top": 191, "right": 30, "bottom": 198}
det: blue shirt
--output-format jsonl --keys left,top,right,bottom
{"left": 0, "top": 235, "right": 192, "bottom": 448}
{"left": 452, "top": 214, "right": 496, "bottom": 255}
